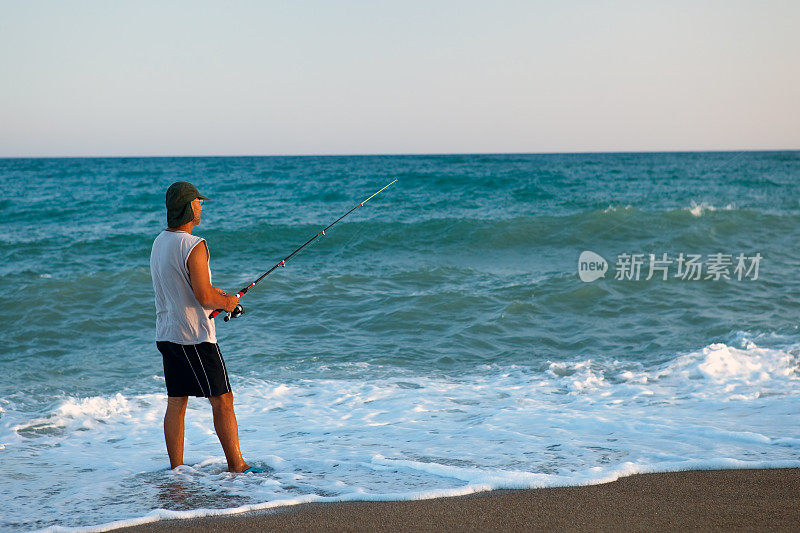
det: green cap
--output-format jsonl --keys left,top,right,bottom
{"left": 166, "top": 181, "right": 209, "bottom": 228}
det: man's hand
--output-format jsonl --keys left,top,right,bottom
{"left": 214, "top": 288, "right": 241, "bottom": 312}
{"left": 222, "top": 294, "right": 240, "bottom": 313}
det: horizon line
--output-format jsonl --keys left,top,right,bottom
{"left": 1, "top": 147, "right": 798, "bottom": 160}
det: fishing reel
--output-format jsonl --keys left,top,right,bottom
{"left": 224, "top": 303, "right": 245, "bottom": 322}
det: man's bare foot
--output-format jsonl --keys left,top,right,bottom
{"left": 228, "top": 462, "right": 248, "bottom": 473}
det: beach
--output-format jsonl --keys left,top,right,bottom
{"left": 114, "top": 468, "right": 800, "bottom": 532}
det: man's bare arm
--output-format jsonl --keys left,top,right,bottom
{"left": 187, "top": 242, "right": 239, "bottom": 312}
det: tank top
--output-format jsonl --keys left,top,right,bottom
{"left": 150, "top": 230, "right": 217, "bottom": 344}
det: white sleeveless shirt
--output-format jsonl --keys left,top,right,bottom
{"left": 150, "top": 230, "right": 217, "bottom": 344}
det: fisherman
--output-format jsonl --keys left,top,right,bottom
{"left": 149, "top": 181, "right": 260, "bottom": 473}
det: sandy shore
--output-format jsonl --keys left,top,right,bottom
{"left": 113, "top": 467, "right": 799, "bottom": 532}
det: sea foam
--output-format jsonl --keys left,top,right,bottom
{"left": 5, "top": 337, "right": 798, "bottom": 531}
{"left": 686, "top": 200, "right": 736, "bottom": 217}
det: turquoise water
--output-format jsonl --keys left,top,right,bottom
{"left": 1, "top": 152, "right": 799, "bottom": 530}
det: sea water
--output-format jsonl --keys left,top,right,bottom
{"left": 0, "top": 152, "right": 798, "bottom": 531}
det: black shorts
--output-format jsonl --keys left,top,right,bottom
{"left": 157, "top": 341, "right": 232, "bottom": 398}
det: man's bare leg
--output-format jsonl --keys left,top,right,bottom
{"left": 209, "top": 392, "right": 249, "bottom": 472}
{"left": 164, "top": 396, "right": 188, "bottom": 469}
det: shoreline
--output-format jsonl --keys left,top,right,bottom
{"left": 112, "top": 467, "right": 800, "bottom": 532}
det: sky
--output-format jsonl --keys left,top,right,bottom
{"left": 0, "top": 0, "right": 798, "bottom": 157}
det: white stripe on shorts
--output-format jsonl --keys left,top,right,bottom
{"left": 194, "top": 345, "right": 213, "bottom": 396}
{"left": 214, "top": 344, "right": 230, "bottom": 391}
{"left": 180, "top": 345, "right": 207, "bottom": 396}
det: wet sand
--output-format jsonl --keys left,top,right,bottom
{"left": 114, "top": 468, "right": 800, "bottom": 532}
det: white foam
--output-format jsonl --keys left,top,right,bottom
{"left": 6, "top": 336, "right": 800, "bottom": 531}
{"left": 548, "top": 360, "right": 607, "bottom": 394}
{"left": 12, "top": 393, "right": 147, "bottom": 434}
{"left": 620, "top": 336, "right": 800, "bottom": 401}
{"left": 686, "top": 200, "right": 736, "bottom": 217}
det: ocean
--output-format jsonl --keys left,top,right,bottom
{"left": 1, "top": 152, "right": 798, "bottom": 531}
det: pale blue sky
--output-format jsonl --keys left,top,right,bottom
{"left": 1, "top": 1, "right": 797, "bottom": 157}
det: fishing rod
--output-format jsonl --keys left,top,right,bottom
{"left": 210, "top": 179, "right": 397, "bottom": 321}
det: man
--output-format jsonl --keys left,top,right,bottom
{"left": 150, "top": 181, "right": 260, "bottom": 473}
